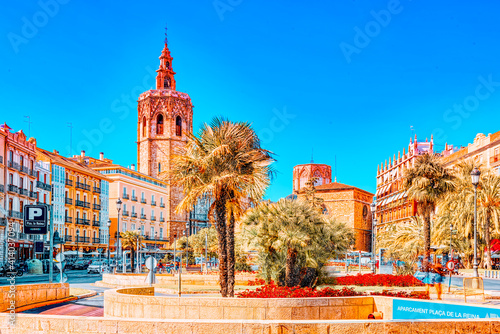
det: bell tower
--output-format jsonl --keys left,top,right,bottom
{"left": 137, "top": 27, "right": 193, "bottom": 240}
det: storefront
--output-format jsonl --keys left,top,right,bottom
{"left": 15, "top": 241, "right": 34, "bottom": 261}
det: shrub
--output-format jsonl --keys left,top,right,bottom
{"left": 330, "top": 273, "right": 423, "bottom": 287}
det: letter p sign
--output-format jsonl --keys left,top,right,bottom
{"left": 29, "top": 208, "right": 43, "bottom": 220}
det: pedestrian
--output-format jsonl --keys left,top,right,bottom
{"left": 432, "top": 262, "right": 446, "bottom": 300}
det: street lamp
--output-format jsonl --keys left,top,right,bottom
{"left": 76, "top": 229, "right": 80, "bottom": 259}
{"left": 370, "top": 198, "right": 377, "bottom": 274}
{"left": 107, "top": 219, "right": 111, "bottom": 266}
{"left": 471, "top": 167, "right": 481, "bottom": 278}
{"left": 116, "top": 199, "right": 122, "bottom": 268}
{"left": 155, "top": 231, "right": 158, "bottom": 251}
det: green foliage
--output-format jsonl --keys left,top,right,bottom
{"left": 120, "top": 230, "right": 144, "bottom": 270}
{"left": 242, "top": 199, "right": 354, "bottom": 287}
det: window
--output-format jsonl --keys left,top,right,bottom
{"left": 131, "top": 223, "right": 136, "bottom": 231}
{"left": 30, "top": 160, "right": 34, "bottom": 170}
{"left": 132, "top": 189, "right": 136, "bottom": 197}
{"left": 156, "top": 114, "right": 164, "bottom": 135}
{"left": 151, "top": 227, "right": 155, "bottom": 238}
{"left": 159, "top": 228, "right": 163, "bottom": 239}
{"left": 9, "top": 151, "right": 13, "bottom": 162}
{"left": 141, "top": 208, "right": 144, "bottom": 216}
{"left": 141, "top": 192, "right": 145, "bottom": 200}
{"left": 19, "top": 177, "right": 23, "bottom": 189}
{"left": 20, "top": 201, "right": 24, "bottom": 213}
{"left": 43, "top": 193, "right": 46, "bottom": 203}
{"left": 142, "top": 117, "right": 147, "bottom": 137}
{"left": 30, "top": 181, "right": 33, "bottom": 191}
{"left": 160, "top": 197, "right": 164, "bottom": 205}
{"left": 132, "top": 206, "right": 135, "bottom": 214}
{"left": 122, "top": 222, "right": 127, "bottom": 232}
{"left": 164, "top": 76, "right": 171, "bottom": 88}
{"left": 123, "top": 204, "right": 127, "bottom": 212}
{"left": 20, "top": 156, "right": 24, "bottom": 167}
{"left": 151, "top": 194, "right": 155, "bottom": 202}
{"left": 9, "top": 173, "right": 13, "bottom": 185}
{"left": 158, "top": 163, "right": 161, "bottom": 173}
{"left": 160, "top": 212, "right": 163, "bottom": 219}
{"left": 141, "top": 225, "right": 145, "bottom": 235}
{"left": 37, "top": 171, "right": 40, "bottom": 181}
{"left": 175, "top": 116, "right": 182, "bottom": 136}
{"left": 151, "top": 210, "right": 154, "bottom": 217}
{"left": 123, "top": 187, "right": 127, "bottom": 196}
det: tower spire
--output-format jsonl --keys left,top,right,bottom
{"left": 156, "top": 25, "right": 176, "bottom": 90}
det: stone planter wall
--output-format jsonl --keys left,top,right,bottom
{"left": 0, "top": 283, "right": 69, "bottom": 312}
{"left": 101, "top": 273, "right": 256, "bottom": 287}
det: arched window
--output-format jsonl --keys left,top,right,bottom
{"left": 175, "top": 116, "right": 182, "bottom": 136}
{"left": 164, "top": 76, "right": 171, "bottom": 89}
{"left": 142, "top": 117, "right": 147, "bottom": 137}
{"left": 158, "top": 163, "right": 161, "bottom": 173}
{"left": 166, "top": 61, "right": 170, "bottom": 69}
{"left": 156, "top": 114, "right": 164, "bottom": 135}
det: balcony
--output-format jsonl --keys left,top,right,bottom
{"left": 20, "top": 165, "right": 29, "bottom": 174}
{"left": 7, "top": 184, "right": 18, "bottom": 193}
{"left": 0, "top": 185, "right": 4, "bottom": 192}
{"left": 0, "top": 156, "right": 3, "bottom": 164}
{"left": 160, "top": 217, "right": 165, "bottom": 222}
{"left": 29, "top": 169, "right": 36, "bottom": 177}
{"left": 122, "top": 210, "right": 129, "bottom": 217}
{"left": 93, "top": 186, "right": 101, "bottom": 194}
{"left": 76, "top": 182, "right": 90, "bottom": 191}
{"left": 131, "top": 196, "right": 137, "bottom": 202}
{"left": 75, "top": 200, "right": 90, "bottom": 208}
{"left": 65, "top": 216, "right": 73, "bottom": 223}
{"left": 75, "top": 236, "right": 90, "bottom": 243}
{"left": 8, "top": 210, "right": 22, "bottom": 219}
{"left": 140, "top": 214, "right": 147, "bottom": 220}
{"left": 122, "top": 194, "right": 129, "bottom": 200}
{"left": 93, "top": 203, "right": 101, "bottom": 210}
{"left": 29, "top": 191, "right": 37, "bottom": 199}
{"left": 36, "top": 181, "right": 51, "bottom": 191}
{"left": 75, "top": 218, "right": 90, "bottom": 226}
{"left": 8, "top": 161, "right": 19, "bottom": 170}
{"left": 92, "top": 237, "right": 103, "bottom": 244}
{"left": 65, "top": 197, "right": 73, "bottom": 205}
{"left": 160, "top": 203, "right": 165, "bottom": 208}
{"left": 65, "top": 179, "right": 73, "bottom": 187}
{"left": 151, "top": 216, "right": 156, "bottom": 221}
{"left": 131, "top": 213, "right": 137, "bottom": 218}
{"left": 151, "top": 200, "right": 156, "bottom": 206}
{"left": 65, "top": 235, "right": 72, "bottom": 242}
{"left": 92, "top": 219, "right": 100, "bottom": 227}
{"left": 141, "top": 198, "right": 147, "bottom": 204}
{"left": 19, "top": 188, "right": 29, "bottom": 196}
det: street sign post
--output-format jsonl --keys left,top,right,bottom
{"left": 23, "top": 205, "right": 48, "bottom": 234}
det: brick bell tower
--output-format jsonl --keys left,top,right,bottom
{"left": 137, "top": 27, "right": 193, "bottom": 240}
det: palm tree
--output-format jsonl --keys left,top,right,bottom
{"left": 243, "top": 199, "right": 354, "bottom": 286}
{"left": 170, "top": 118, "right": 274, "bottom": 297}
{"left": 402, "top": 154, "right": 454, "bottom": 267}
{"left": 120, "top": 230, "right": 144, "bottom": 271}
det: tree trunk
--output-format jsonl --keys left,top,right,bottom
{"left": 422, "top": 209, "right": 432, "bottom": 272}
{"left": 485, "top": 211, "right": 492, "bottom": 270}
{"left": 215, "top": 196, "right": 228, "bottom": 297}
{"left": 226, "top": 212, "right": 235, "bottom": 297}
{"left": 285, "top": 247, "right": 298, "bottom": 287}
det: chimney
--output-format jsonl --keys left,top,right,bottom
{"left": 131, "top": 164, "right": 136, "bottom": 171}
{"left": 81, "top": 150, "right": 85, "bottom": 158}
{"left": 100, "top": 152, "right": 104, "bottom": 160}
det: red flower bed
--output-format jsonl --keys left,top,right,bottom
{"left": 331, "top": 273, "right": 423, "bottom": 287}
{"left": 371, "top": 290, "right": 430, "bottom": 300}
{"left": 237, "top": 283, "right": 428, "bottom": 300}
{"left": 238, "top": 283, "right": 362, "bottom": 298}
{"left": 248, "top": 278, "right": 266, "bottom": 286}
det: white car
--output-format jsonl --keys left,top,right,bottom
{"left": 87, "top": 261, "right": 107, "bottom": 274}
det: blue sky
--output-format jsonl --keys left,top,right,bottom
{"left": 2, "top": 1, "right": 500, "bottom": 201}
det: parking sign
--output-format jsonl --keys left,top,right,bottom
{"left": 24, "top": 205, "right": 48, "bottom": 234}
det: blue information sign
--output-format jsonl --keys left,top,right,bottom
{"left": 393, "top": 298, "right": 500, "bottom": 320}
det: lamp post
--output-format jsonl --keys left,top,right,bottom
{"left": 185, "top": 222, "right": 190, "bottom": 268}
{"left": 107, "top": 219, "right": 111, "bottom": 267}
{"left": 76, "top": 229, "right": 80, "bottom": 259}
{"left": 116, "top": 199, "right": 122, "bottom": 268}
{"left": 370, "top": 198, "right": 377, "bottom": 274}
{"left": 155, "top": 231, "right": 158, "bottom": 252}
{"left": 205, "top": 229, "right": 208, "bottom": 274}
{"left": 471, "top": 167, "right": 481, "bottom": 278}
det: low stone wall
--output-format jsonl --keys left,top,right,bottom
{"left": 3, "top": 314, "right": 500, "bottom": 333}
{"left": 0, "top": 283, "right": 69, "bottom": 312}
{"left": 104, "top": 287, "right": 375, "bottom": 320}
{"left": 101, "top": 273, "right": 256, "bottom": 287}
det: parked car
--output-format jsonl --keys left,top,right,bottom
{"left": 73, "top": 260, "right": 90, "bottom": 270}
{"left": 87, "top": 261, "right": 107, "bottom": 274}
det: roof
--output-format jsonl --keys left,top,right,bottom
{"left": 303, "top": 181, "right": 374, "bottom": 195}
{"left": 36, "top": 148, "right": 110, "bottom": 180}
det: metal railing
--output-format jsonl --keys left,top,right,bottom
{"left": 122, "top": 211, "right": 129, "bottom": 217}
{"left": 76, "top": 182, "right": 90, "bottom": 191}
{"left": 141, "top": 199, "right": 147, "bottom": 204}
{"left": 160, "top": 217, "right": 165, "bottom": 222}
{"left": 93, "top": 203, "right": 101, "bottom": 210}
{"left": 151, "top": 201, "right": 156, "bottom": 206}
{"left": 92, "top": 219, "right": 100, "bottom": 226}
{"left": 93, "top": 186, "right": 101, "bottom": 194}
{"left": 92, "top": 237, "right": 102, "bottom": 244}
{"left": 140, "top": 214, "right": 147, "bottom": 219}
{"left": 151, "top": 216, "right": 156, "bottom": 221}
{"left": 19, "top": 188, "right": 29, "bottom": 196}
{"left": 7, "top": 184, "right": 18, "bottom": 193}
{"left": 29, "top": 191, "right": 37, "bottom": 199}
{"left": 131, "top": 196, "right": 137, "bottom": 202}
{"left": 65, "top": 179, "right": 73, "bottom": 186}
{"left": 8, "top": 210, "right": 22, "bottom": 219}
{"left": 131, "top": 212, "right": 137, "bottom": 218}
{"left": 160, "top": 203, "right": 165, "bottom": 208}
{"left": 65, "top": 235, "right": 72, "bottom": 242}
{"left": 75, "top": 236, "right": 90, "bottom": 243}
{"left": 8, "top": 161, "right": 19, "bottom": 170}
{"left": 76, "top": 200, "right": 90, "bottom": 208}
{"left": 20, "top": 166, "right": 29, "bottom": 174}
{"left": 65, "top": 216, "right": 73, "bottom": 223}
{"left": 65, "top": 197, "right": 73, "bottom": 205}
{"left": 76, "top": 218, "right": 90, "bottom": 225}
{"left": 122, "top": 194, "right": 129, "bottom": 199}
